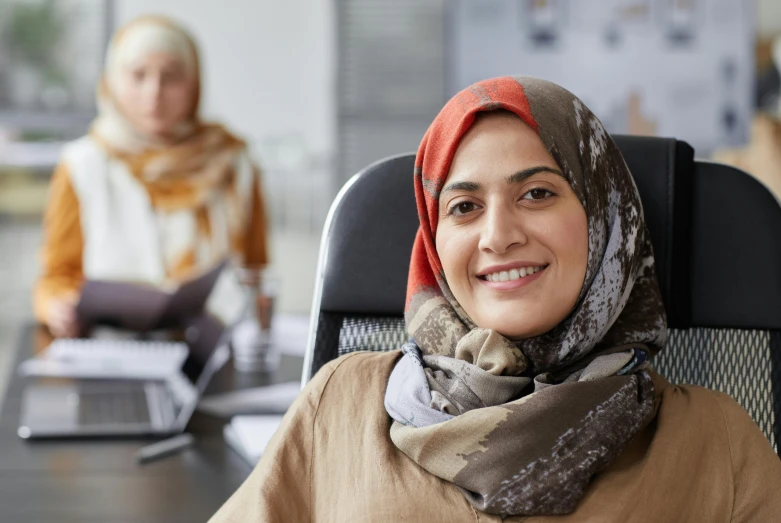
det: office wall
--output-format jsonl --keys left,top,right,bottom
{"left": 97, "top": 0, "right": 781, "bottom": 158}
{"left": 759, "top": 0, "right": 781, "bottom": 37}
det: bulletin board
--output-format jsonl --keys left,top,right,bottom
{"left": 447, "top": 0, "right": 755, "bottom": 154}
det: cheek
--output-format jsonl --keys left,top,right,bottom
{"left": 113, "top": 81, "right": 143, "bottom": 113}
{"left": 543, "top": 204, "right": 589, "bottom": 276}
{"left": 162, "top": 83, "right": 194, "bottom": 117}
{"left": 435, "top": 226, "right": 475, "bottom": 294}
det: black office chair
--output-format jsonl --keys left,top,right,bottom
{"left": 302, "top": 138, "right": 781, "bottom": 456}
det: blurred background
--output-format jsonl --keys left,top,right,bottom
{"left": 0, "top": 0, "right": 780, "bottom": 391}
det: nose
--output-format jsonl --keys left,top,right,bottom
{"left": 142, "top": 76, "right": 164, "bottom": 106}
{"left": 478, "top": 202, "right": 527, "bottom": 254}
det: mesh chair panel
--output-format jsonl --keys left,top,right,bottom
{"left": 310, "top": 312, "right": 345, "bottom": 378}
{"left": 338, "top": 316, "right": 407, "bottom": 355}
{"left": 655, "top": 328, "right": 777, "bottom": 453}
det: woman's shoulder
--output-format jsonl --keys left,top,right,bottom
{"left": 652, "top": 371, "right": 777, "bottom": 460}
{"left": 650, "top": 373, "right": 781, "bottom": 517}
{"left": 57, "top": 135, "right": 107, "bottom": 177}
{"left": 653, "top": 371, "right": 754, "bottom": 421}
{"left": 199, "top": 123, "right": 251, "bottom": 157}
{"left": 53, "top": 135, "right": 111, "bottom": 191}
{"left": 654, "top": 371, "right": 748, "bottom": 428}
{"left": 309, "top": 350, "right": 402, "bottom": 395}
{"left": 60, "top": 135, "right": 103, "bottom": 161}
{"left": 302, "top": 350, "right": 402, "bottom": 419}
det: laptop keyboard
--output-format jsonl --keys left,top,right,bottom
{"left": 77, "top": 387, "right": 151, "bottom": 426}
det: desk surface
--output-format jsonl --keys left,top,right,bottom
{"left": 0, "top": 324, "right": 303, "bottom": 523}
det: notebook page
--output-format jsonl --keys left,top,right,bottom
{"left": 229, "top": 415, "right": 285, "bottom": 464}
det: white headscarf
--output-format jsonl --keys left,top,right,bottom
{"left": 92, "top": 15, "right": 201, "bottom": 153}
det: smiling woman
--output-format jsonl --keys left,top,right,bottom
{"left": 435, "top": 110, "right": 588, "bottom": 339}
{"left": 210, "top": 77, "right": 781, "bottom": 523}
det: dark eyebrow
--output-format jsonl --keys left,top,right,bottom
{"left": 441, "top": 180, "right": 481, "bottom": 195}
{"left": 440, "top": 166, "right": 564, "bottom": 196}
{"left": 506, "top": 166, "right": 564, "bottom": 184}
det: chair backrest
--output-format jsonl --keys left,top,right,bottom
{"left": 303, "top": 137, "right": 781, "bottom": 455}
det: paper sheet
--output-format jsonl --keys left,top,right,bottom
{"left": 225, "top": 415, "right": 284, "bottom": 465}
{"left": 198, "top": 381, "right": 301, "bottom": 417}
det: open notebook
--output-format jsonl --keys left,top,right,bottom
{"left": 76, "top": 260, "right": 228, "bottom": 332}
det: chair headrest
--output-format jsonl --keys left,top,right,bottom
{"left": 319, "top": 154, "right": 419, "bottom": 316}
{"left": 689, "top": 161, "right": 781, "bottom": 329}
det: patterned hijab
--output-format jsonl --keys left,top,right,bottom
{"left": 384, "top": 76, "right": 667, "bottom": 516}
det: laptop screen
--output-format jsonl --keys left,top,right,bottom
{"left": 182, "top": 314, "right": 231, "bottom": 393}
{"left": 166, "top": 314, "right": 231, "bottom": 430}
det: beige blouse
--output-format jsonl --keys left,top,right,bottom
{"left": 210, "top": 351, "right": 781, "bottom": 523}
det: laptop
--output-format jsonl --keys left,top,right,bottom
{"left": 18, "top": 314, "right": 230, "bottom": 439}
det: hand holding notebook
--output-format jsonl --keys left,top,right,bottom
{"left": 76, "top": 260, "right": 228, "bottom": 332}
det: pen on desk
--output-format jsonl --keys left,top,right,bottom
{"left": 136, "top": 433, "right": 195, "bottom": 464}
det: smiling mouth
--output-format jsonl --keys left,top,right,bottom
{"left": 478, "top": 265, "right": 549, "bottom": 283}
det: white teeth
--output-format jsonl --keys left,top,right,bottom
{"left": 484, "top": 265, "right": 545, "bottom": 282}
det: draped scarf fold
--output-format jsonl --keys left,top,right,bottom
{"left": 383, "top": 76, "right": 667, "bottom": 517}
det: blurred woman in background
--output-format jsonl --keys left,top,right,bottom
{"left": 34, "top": 15, "right": 269, "bottom": 337}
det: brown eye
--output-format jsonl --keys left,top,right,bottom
{"left": 522, "top": 188, "right": 554, "bottom": 201}
{"left": 448, "top": 201, "right": 478, "bottom": 216}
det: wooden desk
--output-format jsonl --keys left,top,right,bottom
{"left": 0, "top": 324, "right": 303, "bottom": 522}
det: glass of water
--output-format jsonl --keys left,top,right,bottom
{"left": 232, "top": 267, "right": 279, "bottom": 373}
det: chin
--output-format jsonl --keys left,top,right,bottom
{"left": 483, "top": 321, "right": 541, "bottom": 340}
{"left": 498, "top": 328, "right": 546, "bottom": 340}
{"left": 478, "top": 308, "right": 555, "bottom": 340}
{"left": 135, "top": 117, "right": 173, "bottom": 137}
{"left": 148, "top": 124, "right": 174, "bottom": 137}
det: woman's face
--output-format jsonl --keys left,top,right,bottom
{"left": 435, "top": 113, "right": 588, "bottom": 339}
{"left": 113, "top": 52, "right": 195, "bottom": 139}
